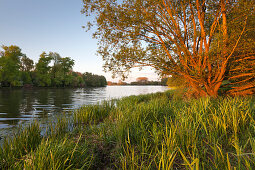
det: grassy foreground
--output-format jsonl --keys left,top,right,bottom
{"left": 1, "top": 91, "right": 255, "bottom": 169}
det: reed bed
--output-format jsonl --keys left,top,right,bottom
{"left": 1, "top": 91, "right": 255, "bottom": 169}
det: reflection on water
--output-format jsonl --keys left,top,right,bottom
{"left": 0, "top": 86, "right": 168, "bottom": 130}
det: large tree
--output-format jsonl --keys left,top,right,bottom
{"left": 35, "top": 52, "right": 53, "bottom": 87}
{"left": 49, "top": 52, "right": 75, "bottom": 87}
{"left": 20, "top": 55, "right": 34, "bottom": 72}
{"left": 0, "top": 45, "right": 23, "bottom": 87}
{"left": 82, "top": 0, "right": 255, "bottom": 96}
{"left": 20, "top": 55, "right": 34, "bottom": 84}
{"left": 223, "top": 1, "right": 255, "bottom": 95}
{"left": 49, "top": 52, "right": 62, "bottom": 86}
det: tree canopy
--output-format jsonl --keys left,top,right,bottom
{"left": 0, "top": 45, "right": 23, "bottom": 86}
{"left": 82, "top": 0, "right": 255, "bottom": 96}
{"left": 0, "top": 45, "right": 107, "bottom": 88}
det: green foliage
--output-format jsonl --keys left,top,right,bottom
{"left": 160, "top": 77, "right": 168, "bottom": 86}
{"left": 0, "top": 46, "right": 107, "bottom": 88}
{"left": 20, "top": 55, "right": 34, "bottom": 72}
{"left": 0, "top": 45, "right": 23, "bottom": 87}
{"left": 20, "top": 55, "right": 34, "bottom": 85}
{"left": 167, "top": 75, "right": 187, "bottom": 89}
{"left": 35, "top": 52, "right": 52, "bottom": 87}
{"left": 83, "top": 72, "right": 107, "bottom": 87}
{"left": 0, "top": 44, "right": 108, "bottom": 88}
{"left": 50, "top": 52, "right": 75, "bottom": 87}
{"left": 71, "top": 72, "right": 85, "bottom": 87}
{"left": 21, "top": 71, "right": 32, "bottom": 84}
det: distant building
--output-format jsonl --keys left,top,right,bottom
{"left": 136, "top": 77, "right": 148, "bottom": 83}
{"left": 107, "top": 81, "right": 113, "bottom": 85}
{"left": 117, "top": 80, "right": 128, "bottom": 85}
{"left": 107, "top": 81, "right": 118, "bottom": 86}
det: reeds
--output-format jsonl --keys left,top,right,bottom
{"left": 1, "top": 91, "right": 255, "bottom": 169}
{"left": 0, "top": 122, "right": 41, "bottom": 169}
{"left": 19, "top": 134, "right": 94, "bottom": 170}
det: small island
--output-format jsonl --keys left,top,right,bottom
{"left": 0, "top": 45, "right": 107, "bottom": 88}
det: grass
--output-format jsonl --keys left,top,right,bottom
{"left": 1, "top": 90, "right": 255, "bottom": 169}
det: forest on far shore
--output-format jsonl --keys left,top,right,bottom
{"left": 0, "top": 45, "right": 107, "bottom": 88}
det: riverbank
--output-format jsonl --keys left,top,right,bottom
{"left": 1, "top": 91, "right": 255, "bottom": 169}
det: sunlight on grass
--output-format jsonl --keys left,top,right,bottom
{"left": 1, "top": 91, "right": 255, "bottom": 169}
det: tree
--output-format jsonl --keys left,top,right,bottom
{"left": 222, "top": 1, "right": 255, "bottom": 95}
{"left": 60, "top": 57, "right": 75, "bottom": 86}
{"left": 20, "top": 55, "right": 34, "bottom": 84}
{"left": 20, "top": 55, "right": 34, "bottom": 72}
{"left": 136, "top": 77, "right": 148, "bottom": 83}
{"left": 49, "top": 52, "right": 75, "bottom": 87}
{"left": 83, "top": 72, "right": 107, "bottom": 87}
{"left": 71, "top": 72, "right": 85, "bottom": 87}
{"left": 160, "top": 77, "right": 168, "bottom": 86}
{"left": 49, "top": 52, "right": 62, "bottom": 86}
{"left": 0, "top": 45, "right": 23, "bottom": 87}
{"left": 35, "top": 52, "right": 52, "bottom": 86}
{"left": 82, "top": 0, "right": 255, "bottom": 97}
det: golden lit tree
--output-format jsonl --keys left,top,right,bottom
{"left": 82, "top": 0, "right": 255, "bottom": 97}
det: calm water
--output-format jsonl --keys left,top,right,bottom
{"left": 0, "top": 86, "right": 168, "bottom": 131}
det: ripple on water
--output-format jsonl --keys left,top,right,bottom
{"left": 0, "top": 118, "right": 31, "bottom": 121}
{"left": 0, "top": 86, "right": 169, "bottom": 130}
{"left": 0, "top": 123, "right": 13, "bottom": 129}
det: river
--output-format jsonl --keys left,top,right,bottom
{"left": 0, "top": 86, "right": 168, "bottom": 131}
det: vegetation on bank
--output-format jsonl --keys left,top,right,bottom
{"left": 0, "top": 45, "right": 107, "bottom": 88}
{"left": 130, "top": 77, "right": 168, "bottom": 86}
{"left": 1, "top": 91, "right": 255, "bottom": 169}
{"left": 107, "top": 78, "right": 168, "bottom": 86}
{"left": 82, "top": 0, "right": 255, "bottom": 97}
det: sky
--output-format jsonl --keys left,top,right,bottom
{"left": 0, "top": 0, "right": 160, "bottom": 82}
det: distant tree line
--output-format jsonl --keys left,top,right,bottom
{"left": 130, "top": 77, "right": 167, "bottom": 86}
{"left": 0, "top": 45, "right": 107, "bottom": 88}
{"left": 130, "top": 79, "right": 167, "bottom": 86}
{"left": 107, "top": 77, "right": 168, "bottom": 86}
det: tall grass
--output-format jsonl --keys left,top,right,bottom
{"left": 19, "top": 134, "right": 94, "bottom": 169}
{"left": 0, "top": 122, "right": 41, "bottom": 169}
{"left": 114, "top": 93, "right": 255, "bottom": 169}
{"left": 73, "top": 101, "right": 115, "bottom": 126}
{"left": 1, "top": 91, "right": 255, "bottom": 169}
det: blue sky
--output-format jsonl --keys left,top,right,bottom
{"left": 0, "top": 0, "right": 159, "bottom": 82}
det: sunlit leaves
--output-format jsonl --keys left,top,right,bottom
{"left": 82, "top": 0, "right": 255, "bottom": 96}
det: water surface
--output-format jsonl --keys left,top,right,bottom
{"left": 0, "top": 86, "right": 168, "bottom": 130}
